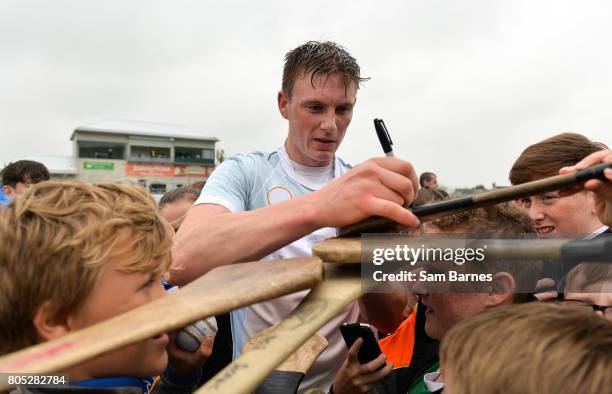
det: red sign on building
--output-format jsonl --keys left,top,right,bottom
{"left": 126, "top": 163, "right": 213, "bottom": 177}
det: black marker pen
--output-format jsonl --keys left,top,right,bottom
{"left": 374, "top": 118, "right": 394, "bottom": 157}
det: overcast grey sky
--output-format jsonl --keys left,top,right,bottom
{"left": 1, "top": 0, "right": 610, "bottom": 187}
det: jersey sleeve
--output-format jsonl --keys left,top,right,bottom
{"left": 195, "top": 154, "right": 253, "bottom": 213}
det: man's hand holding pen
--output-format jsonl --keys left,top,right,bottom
{"left": 305, "top": 157, "right": 420, "bottom": 229}
{"left": 299, "top": 119, "right": 419, "bottom": 230}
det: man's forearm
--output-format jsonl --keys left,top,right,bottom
{"left": 170, "top": 157, "right": 423, "bottom": 286}
{"left": 169, "top": 195, "right": 321, "bottom": 286}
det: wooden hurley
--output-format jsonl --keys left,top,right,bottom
{"left": 243, "top": 331, "right": 328, "bottom": 374}
{"left": 0, "top": 257, "right": 323, "bottom": 389}
{"left": 194, "top": 226, "right": 612, "bottom": 393}
{"left": 312, "top": 238, "right": 362, "bottom": 264}
{"left": 197, "top": 264, "right": 369, "bottom": 394}
{"left": 340, "top": 162, "right": 612, "bottom": 237}
{"left": 312, "top": 236, "right": 612, "bottom": 264}
{"left": 3, "top": 164, "right": 608, "bottom": 392}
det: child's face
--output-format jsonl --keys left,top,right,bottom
{"left": 418, "top": 292, "right": 488, "bottom": 340}
{"left": 565, "top": 281, "right": 612, "bottom": 321}
{"left": 66, "top": 246, "right": 168, "bottom": 379}
{"left": 517, "top": 191, "right": 599, "bottom": 238}
{"left": 414, "top": 225, "right": 506, "bottom": 340}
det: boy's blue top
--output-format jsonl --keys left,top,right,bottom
{"left": 74, "top": 377, "right": 147, "bottom": 391}
{"left": 0, "top": 189, "right": 10, "bottom": 205}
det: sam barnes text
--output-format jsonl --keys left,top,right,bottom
{"left": 373, "top": 270, "right": 493, "bottom": 283}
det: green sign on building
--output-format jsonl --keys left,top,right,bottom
{"left": 83, "top": 161, "right": 114, "bottom": 170}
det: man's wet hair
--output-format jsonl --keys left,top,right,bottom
{"left": 1, "top": 160, "right": 50, "bottom": 187}
{"left": 282, "top": 41, "right": 369, "bottom": 98}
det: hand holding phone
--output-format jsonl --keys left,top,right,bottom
{"left": 333, "top": 323, "right": 391, "bottom": 394}
{"left": 339, "top": 322, "right": 383, "bottom": 365}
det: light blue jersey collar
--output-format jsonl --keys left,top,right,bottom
{"left": 278, "top": 144, "right": 347, "bottom": 191}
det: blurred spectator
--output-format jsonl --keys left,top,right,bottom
{"left": 414, "top": 172, "right": 448, "bottom": 207}
{"left": 1, "top": 160, "right": 50, "bottom": 205}
{"left": 159, "top": 187, "right": 200, "bottom": 231}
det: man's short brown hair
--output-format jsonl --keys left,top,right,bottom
{"left": 282, "top": 41, "right": 369, "bottom": 98}
{"left": 1, "top": 160, "right": 50, "bottom": 188}
{"left": 441, "top": 303, "right": 612, "bottom": 394}
{"left": 509, "top": 132, "right": 607, "bottom": 185}
{"left": 0, "top": 181, "right": 173, "bottom": 354}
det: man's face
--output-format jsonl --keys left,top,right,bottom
{"left": 424, "top": 176, "right": 438, "bottom": 189}
{"left": 2, "top": 181, "right": 33, "bottom": 198}
{"left": 67, "top": 242, "right": 169, "bottom": 379}
{"left": 160, "top": 198, "right": 195, "bottom": 231}
{"left": 278, "top": 72, "right": 357, "bottom": 167}
{"left": 517, "top": 191, "right": 601, "bottom": 238}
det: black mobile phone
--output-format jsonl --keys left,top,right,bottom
{"left": 340, "top": 322, "right": 383, "bottom": 365}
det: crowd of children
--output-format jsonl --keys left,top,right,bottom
{"left": 1, "top": 138, "right": 610, "bottom": 394}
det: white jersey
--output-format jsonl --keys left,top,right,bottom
{"left": 196, "top": 145, "right": 360, "bottom": 391}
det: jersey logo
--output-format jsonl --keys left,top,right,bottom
{"left": 267, "top": 186, "right": 293, "bottom": 205}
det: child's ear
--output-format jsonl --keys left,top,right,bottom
{"left": 485, "top": 272, "right": 515, "bottom": 307}
{"left": 33, "top": 301, "right": 72, "bottom": 341}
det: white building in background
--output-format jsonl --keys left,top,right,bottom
{"left": 4, "top": 119, "right": 218, "bottom": 197}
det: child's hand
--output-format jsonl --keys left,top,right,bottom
{"left": 331, "top": 338, "right": 392, "bottom": 394}
{"left": 166, "top": 331, "right": 214, "bottom": 376}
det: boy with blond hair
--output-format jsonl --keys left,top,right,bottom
{"left": 0, "top": 181, "right": 211, "bottom": 393}
{"left": 440, "top": 303, "right": 612, "bottom": 394}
